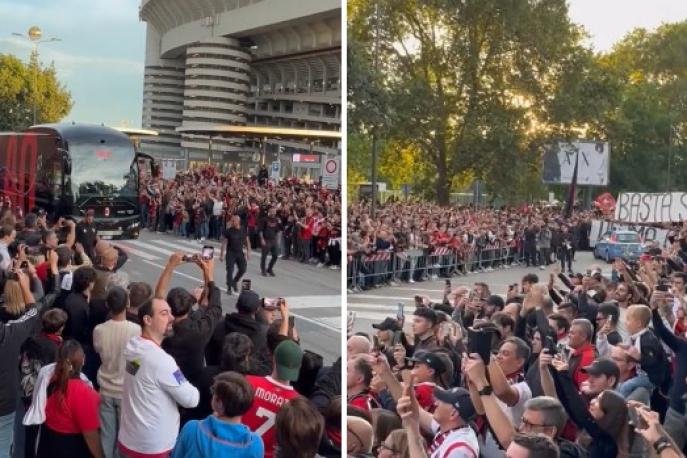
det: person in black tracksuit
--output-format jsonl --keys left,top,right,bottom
{"left": 559, "top": 224, "right": 575, "bottom": 273}
{"left": 219, "top": 215, "right": 250, "bottom": 295}
{"left": 259, "top": 207, "right": 282, "bottom": 277}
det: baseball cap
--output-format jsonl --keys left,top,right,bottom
{"left": 236, "top": 290, "right": 261, "bottom": 314}
{"left": 274, "top": 340, "right": 303, "bottom": 381}
{"left": 372, "top": 317, "right": 401, "bottom": 332}
{"left": 433, "top": 387, "right": 476, "bottom": 421}
{"left": 414, "top": 307, "right": 437, "bottom": 325}
{"left": 582, "top": 359, "right": 620, "bottom": 379}
{"left": 410, "top": 351, "right": 446, "bottom": 375}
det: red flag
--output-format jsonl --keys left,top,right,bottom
{"left": 594, "top": 192, "right": 616, "bottom": 215}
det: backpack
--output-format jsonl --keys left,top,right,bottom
{"left": 19, "top": 340, "right": 43, "bottom": 399}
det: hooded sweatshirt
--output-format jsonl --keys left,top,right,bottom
{"left": 171, "top": 415, "right": 263, "bottom": 458}
{"left": 206, "top": 313, "right": 271, "bottom": 375}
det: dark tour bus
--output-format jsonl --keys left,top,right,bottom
{"left": 0, "top": 123, "right": 156, "bottom": 239}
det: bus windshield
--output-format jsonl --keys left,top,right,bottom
{"left": 68, "top": 139, "right": 137, "bottom": 199}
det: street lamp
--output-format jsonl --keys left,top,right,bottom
{"left": 11, "top": 26, "right": 61, "bottom": 125}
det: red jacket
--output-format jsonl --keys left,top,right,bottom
{"left": 570, "top": 343, "right": 595, "bottom": 389}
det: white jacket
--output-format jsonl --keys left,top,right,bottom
{"left": 23, "top": 363, "right": 91, "bottom": 426}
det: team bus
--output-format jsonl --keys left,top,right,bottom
{"left": 0, "top": 123, "right": 157, "bottom": 239}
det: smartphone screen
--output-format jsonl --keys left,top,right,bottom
{"left": 392, "top": 330, "right": 402, "bottom": 346}
{"left": 628, "top": 407, "right": 648, "bottom": 429}
{"left": 202, "top": 245, "right": 214, "bottom": 260}
{"left": 397, "top": 303, "right": 405, "bottom": 320}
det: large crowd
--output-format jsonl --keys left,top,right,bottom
{"left": 346, "top": 215, "right": 687, "bottom": 458}
{"left": 348, "top": 201, "right": 599, "bottom": 292}
{"left": 141, "top": 165, "right": 342, "bottom": 271}
{"left": 0, "top": 182, "right": 342, "bottom": 457}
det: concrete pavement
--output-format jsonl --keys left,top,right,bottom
{"left": 115, "top": 230, "right": 342, "bottom": 363}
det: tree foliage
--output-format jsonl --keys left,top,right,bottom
{"left": 0, "top": 52, "right": 72, "bottom": 131}
{"left": 349, "top": 0, "right": 687, "bottom": 204}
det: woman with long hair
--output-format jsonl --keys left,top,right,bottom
{"left": 549, "top": 356, "right": 629, "bottom": 458}
{"left": 36, "top": 340, "right": 103, "bottom": 458}
{"left": 376, "top": 429, "right": 411, "bottom": 458}
{"left": 370, "top": 408, "right": 401, "bottom": 456}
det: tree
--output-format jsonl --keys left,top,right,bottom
{"left": 0, "top": 53, "right": 72, "bottom": 131}
{"left": 589, "top": 21, "right": 687, "bottom": 193}
{"left": 351, "top": 0, "right": 601, "bottom": 205}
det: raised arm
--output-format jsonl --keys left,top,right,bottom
{"left": 154, "top": 253, "right": 184, "bottom": 299}
{"left": 488, "top": 356, "right": 520, "bottom": 406}
{"left": 651, "top": 303, "right": 685, "bottom": 353}
{"left": 464, "top": 355, "right": 517, "bottom": 448}
{"left": 189, "top": 257, "right": 222, "bottom": 343}
{"left": 64, "top": 220, "right": 76, "bottom": 248}
{"left": 550, "top": 364, "right": 608, "bottom": 441}
{"left": 538, "top": 350, "right": 558, "bottom": 399}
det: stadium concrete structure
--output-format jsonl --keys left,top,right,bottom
{"left": 139, "top": 0, "right": 341, "bottom": 174}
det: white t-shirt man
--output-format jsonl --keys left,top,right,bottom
{"left": 118, "top": 336, "right": 199, "bottom": 457}
{"left": 479, "top": 380, "right": 532, "bottom": 458}
{"left": 212, "top": 199, "right": 223, "bottom": 217}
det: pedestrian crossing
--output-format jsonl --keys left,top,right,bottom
{"left": 348, "top": 290, "right": 437, "bottom": 327}
{"left": 115, "top": 238, "right": 215, "bottom": 262}
{"left": 113, "top": 237, "right": 342, "bottom": 332}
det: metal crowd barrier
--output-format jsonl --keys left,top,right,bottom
{"left": 347, "top": 242, "right": 517, "bottom": 292}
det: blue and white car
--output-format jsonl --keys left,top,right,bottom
{"left": 593, "top": 230, "right": 643, "bottom": 263}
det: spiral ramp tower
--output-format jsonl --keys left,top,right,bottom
{"left": 138, "top": 0, "right": 341, "bottom": 169}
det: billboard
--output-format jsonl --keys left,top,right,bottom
{"left": 542, "top": 141, "right": 610, "bottom": 186}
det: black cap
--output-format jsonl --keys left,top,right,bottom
{"left": 414, "top": 307, "right": 437, "bottom": 325}
{"left": 410, "top": 351, "right": 446, "bottom": 375}
{"left": 236, "top": 290, "right": 261, "bottom": 314}
{"left": 372, "top": 317, "right": 401, "bottom": 332}
{"left": 433, "top": 387, "right": 476, "bottom": 421}
{"left": 582, "top": 359, "right": 620, "bottom": 379}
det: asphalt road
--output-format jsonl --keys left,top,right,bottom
{"left": 113, "top": 230, "right": 342, "bottom": 363}
{"left": 348, "top": 251, "right": 604, "bottom": 334}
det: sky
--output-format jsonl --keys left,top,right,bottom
{"left": 0, "top": 0, "right": 145, "bottom": 127}
{"left": 1, "top": 1, "right": 687, "bottom": 128}
{"left": 567, "top": 0, "right": 687, "bottom": 52}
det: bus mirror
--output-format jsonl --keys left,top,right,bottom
{"left": 58, "top": 149, "right": 71, "bottom": 174}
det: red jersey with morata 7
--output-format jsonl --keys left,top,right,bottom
{"left": 243, "top": 375, "right": 300, "bottom": 458}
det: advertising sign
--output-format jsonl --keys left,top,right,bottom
{"left": 542, "top": 141, "right": 610, "bottom": 186}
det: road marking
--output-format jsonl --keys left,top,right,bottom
{"left": 125, "top": 240, "right": 175, "bottom": 256}
{"left": 151, "top": 240, "right": 213, "bottom": 255}
{"left": 166, "top": 238, "right": 215, "bottom": 249}
{"left": 291, "top": 313, "right": 340, "bottom": 332}
{"left": 351, "top": 294, "right": 442, "bottom": 303}
{"left": 348, "top": 310, "right": 396, "bottom": 322}
{"left": 114, "top": 243, "right": 161, "bottom": 261}
{"left": 138, "top": 259, "right": 340, "bottom": 333}
{"left": 311, "top": 316, "right": 342, "bottom": 329}
{"left": 286, "top": 295, "right": 342, "bottom": 309}
{"left": 140, "top": 259, "right": 203, "bottom": 282}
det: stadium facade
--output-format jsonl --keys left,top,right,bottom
{"left": 139, "top": 0, "right": 341, "bottom": 175}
